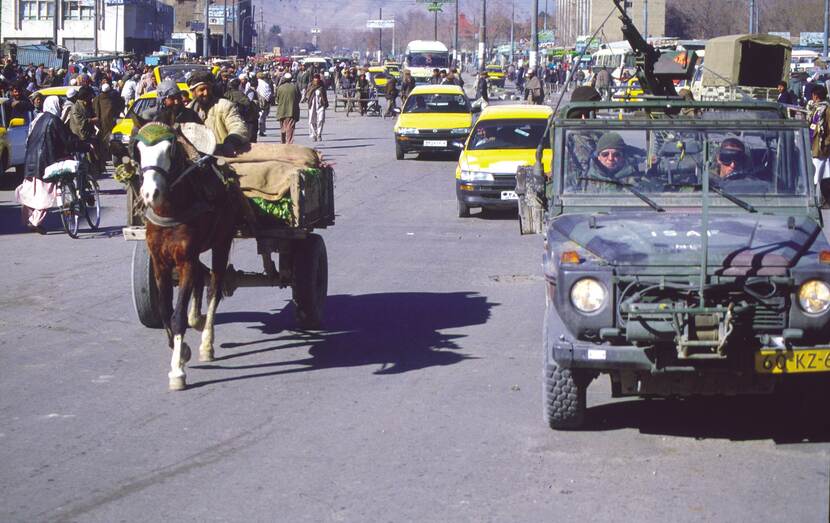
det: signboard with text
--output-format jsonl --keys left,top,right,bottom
{"left": 366, "top": 19, "right": 395, "bottom": 29}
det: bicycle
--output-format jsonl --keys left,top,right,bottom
{"left": 49, "top": 152, "right": 101, "bottom": 238}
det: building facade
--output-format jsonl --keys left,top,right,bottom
{"left": 556, "top": 0, "right": 666, "bottom": 46}
{"left": 169, "top": 0, "right": 252, "bottom": 56}
{"left": 0, "top": 0, "right": 174, "bottom": 54}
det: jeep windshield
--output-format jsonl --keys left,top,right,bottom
{"left": 403, "top": 93, "right": 470, "bottom": 114}
{"left": 562, "top": 127, "right": 809, "bottom": 199}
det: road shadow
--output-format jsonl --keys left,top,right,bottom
{"left": 468, "top": 208, "right": 519, "bottom": 221}
{"left": 324, "top": 137, "right": 384, "bottom": 142}
{"left": 0, "top": 202, "right": 67, "bottom": 235}
{"left": 414, "top": 151, "right": 462, "bottom": 162}
{"left": 190, "top": 291, "right": 496, "bottom": 387}
{"left": 581, "top": 384, "right": 830, "bottom": 444}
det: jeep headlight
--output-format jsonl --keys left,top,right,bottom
{"left": 570, "top": 278, "right": 607, "bottom": 314}
{"left": 459, "top": 170, "right": 494, "bottom": 182}
{"left": 798, "top": 280, "right": 830, "bottom": 314}
{"left": 451, "top": 127, "right": 470, "bottom": 135}
{"left": 397, "top": 128, "right": 419, "bottom": 135}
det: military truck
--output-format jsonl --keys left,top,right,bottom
{"left": 694, "top": 34, "right": 792, "bottom": 103}
{"left": 538, "top": 99, "right": 829, "bottom": 429}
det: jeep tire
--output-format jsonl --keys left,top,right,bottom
{"left": 544, "top": 360, "right": 588, "bottom": 430}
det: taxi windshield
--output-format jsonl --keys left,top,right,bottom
{"left": 156, "top": 64, "right": 210, "bottom": 83}
{"left": 563, "top": 128, "right": 809, "bottom": 196}
{"left": 468, "top": 119, "right": 549, "bottom": 150}
{"left": 403, "top": 93, "right": 470, "bottom": 114}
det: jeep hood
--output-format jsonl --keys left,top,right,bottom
{"left": 553, "top": 212, "right": 820, "bottom": 271}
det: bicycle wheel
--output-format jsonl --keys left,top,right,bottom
{"left": 59, "top": 180, "right": 80, "bottom": 238}
{"left": 82, "top": 176, "right": 101, "bottom": 230}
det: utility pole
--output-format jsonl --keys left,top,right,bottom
{"left": 232, "top": 0, "right": 236, "bottom": 55}
{"left": 643, "top": 0, "right": 648, "bottom": 38}
{"left": 530, "top": 0, "right": 538, "bottom": 69}
{"left": 379, "top": 7, "right": 383, "bottom": 59}
{"left": 543, "top": 0, "right": 547, "bottom": 31}
{"left": 454, "top": 0, "right": 459, "bottom": 66}
{"left": 478, "top": 0, "right": 486, "bottom": 69}
{"left": 748, "top": 0, "right": 755, "bottom": 33}
{"left": 825, "top": 0, "right": 829, "bottom": 61}
{"left": 93, "top": 0, "right": 98, "bottom": 56}
{"left": 509, "top": 0, "right": 515, "bottom": 65}
{"left": 434, "top": 8, "right": 438, "bottom": 41}
{"left": 52, "top": 0, "right": 58, "bottom": 46}
{"left": 204, "top": 0, "right": 211, "bottom": 58}
{"left": 223, "top": 0, "right": 228, "bottom": 55}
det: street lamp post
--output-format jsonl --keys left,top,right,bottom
{"left": 223, "top": 0, "right": 228, "bottom": 56}
{"left": 530, "top": 0, "right": 538, "bottom": 70}
{"left": 478, "top": 0, "right": 486, "bottom": 69}
{"left": 204, "top": 0, "right": 211, "bottom": 58}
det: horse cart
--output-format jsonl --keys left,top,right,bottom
{"left": 123, "top": 128, "right": 335, "bottom": 333}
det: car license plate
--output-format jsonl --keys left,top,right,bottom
{"left": 423, "top": 140, "right": 447, "bottom": 147}
{"left": 755, "top": 348, "right": 830, "bottom": 374}
{"left": 501, "top": 191, "right": 519, "bottom": 200}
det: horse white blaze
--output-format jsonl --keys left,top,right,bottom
{"left": 137, "top": 141, "right": 174, "bottom": 208}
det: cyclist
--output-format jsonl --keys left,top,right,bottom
{"left": 16, "top": 96, "right": 89, "bottom": 233}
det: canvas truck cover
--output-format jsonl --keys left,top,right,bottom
{"left": 701, "top": 34, "right": 791, "bottom": 88}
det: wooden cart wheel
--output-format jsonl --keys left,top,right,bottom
{"left": 132, "top": 242, "right": 162, "bottom": 328}
{"left": 292, "top": 233, "right": 328, "bottom": 329}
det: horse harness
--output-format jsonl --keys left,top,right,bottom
{"left": 138, "top": 123, "right": 230, "bottom": 229}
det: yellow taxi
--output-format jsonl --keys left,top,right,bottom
{"left": 367, "top": 66, "right": 392, "bottom": 89}
{"left": 0, "top": 97, "right": 29, "bottom": 176}
{"left": 384, "top": 62, "right": 401, "bottom": 79}
{"left": 455, "top": 104, "right": 553, "bottom": 217}
{"left": 485, "top": 64, "right": 506, "bottom": 87}
{"left": 153, "top": 63, "right": 220, "bottom": 90}
{"left": 394, "top": 84, "right": 473, "bottom": 160}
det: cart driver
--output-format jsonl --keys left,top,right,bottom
{"left": 186, "top": 70, "right": 249, "bottom": 157}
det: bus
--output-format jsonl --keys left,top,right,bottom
{"left": 404, "top": 40, "right": 450, "bottom": 84}
{"left": 591, "top": 42, "right": 636, "bottom": 81}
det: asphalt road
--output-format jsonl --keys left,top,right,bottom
{"left": 1, "top": 91, "right": 829, "bottom": 522}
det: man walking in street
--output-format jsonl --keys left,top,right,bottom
{"left": 524, "top": 71, "right": 545, "bottom": 105}
{"left": 305, "top": 74, "right": 328, "bottom": 141}
{"left": 276, "top": 73, "right": 301, "bottom": 144}
{"left": 809, "top": 85, "right": 830, "bottom": 205}
{"left": 255, "top": 72, "right": 272, "bottom": 137}
{"left": 593, "top": 66, "right": 613, "bottom": 101}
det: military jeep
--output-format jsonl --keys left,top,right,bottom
{"left": 535, "top": 101, "right": 830, "bottom": 430}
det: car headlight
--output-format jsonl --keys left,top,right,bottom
{"left": 570, "top": 278, "right": 607, "bottom": 314}
{"left": 451, "top": 128, "right": 470, "bottom": 135}
{"left": 397, "top": 128, "right": 419, "bottom": 135}
{"left": 459, "top": 170, "right": 494, "bottom": 182}
{"left": 798, "top": 280, "right": 830, "bottom": 314}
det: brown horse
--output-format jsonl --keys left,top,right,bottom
{"left": 136, "top": 122, "right": 247, "bottom": 391}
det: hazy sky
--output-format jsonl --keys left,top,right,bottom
{"left": 262, "top": 0, "right": 534, "bottom": 32}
